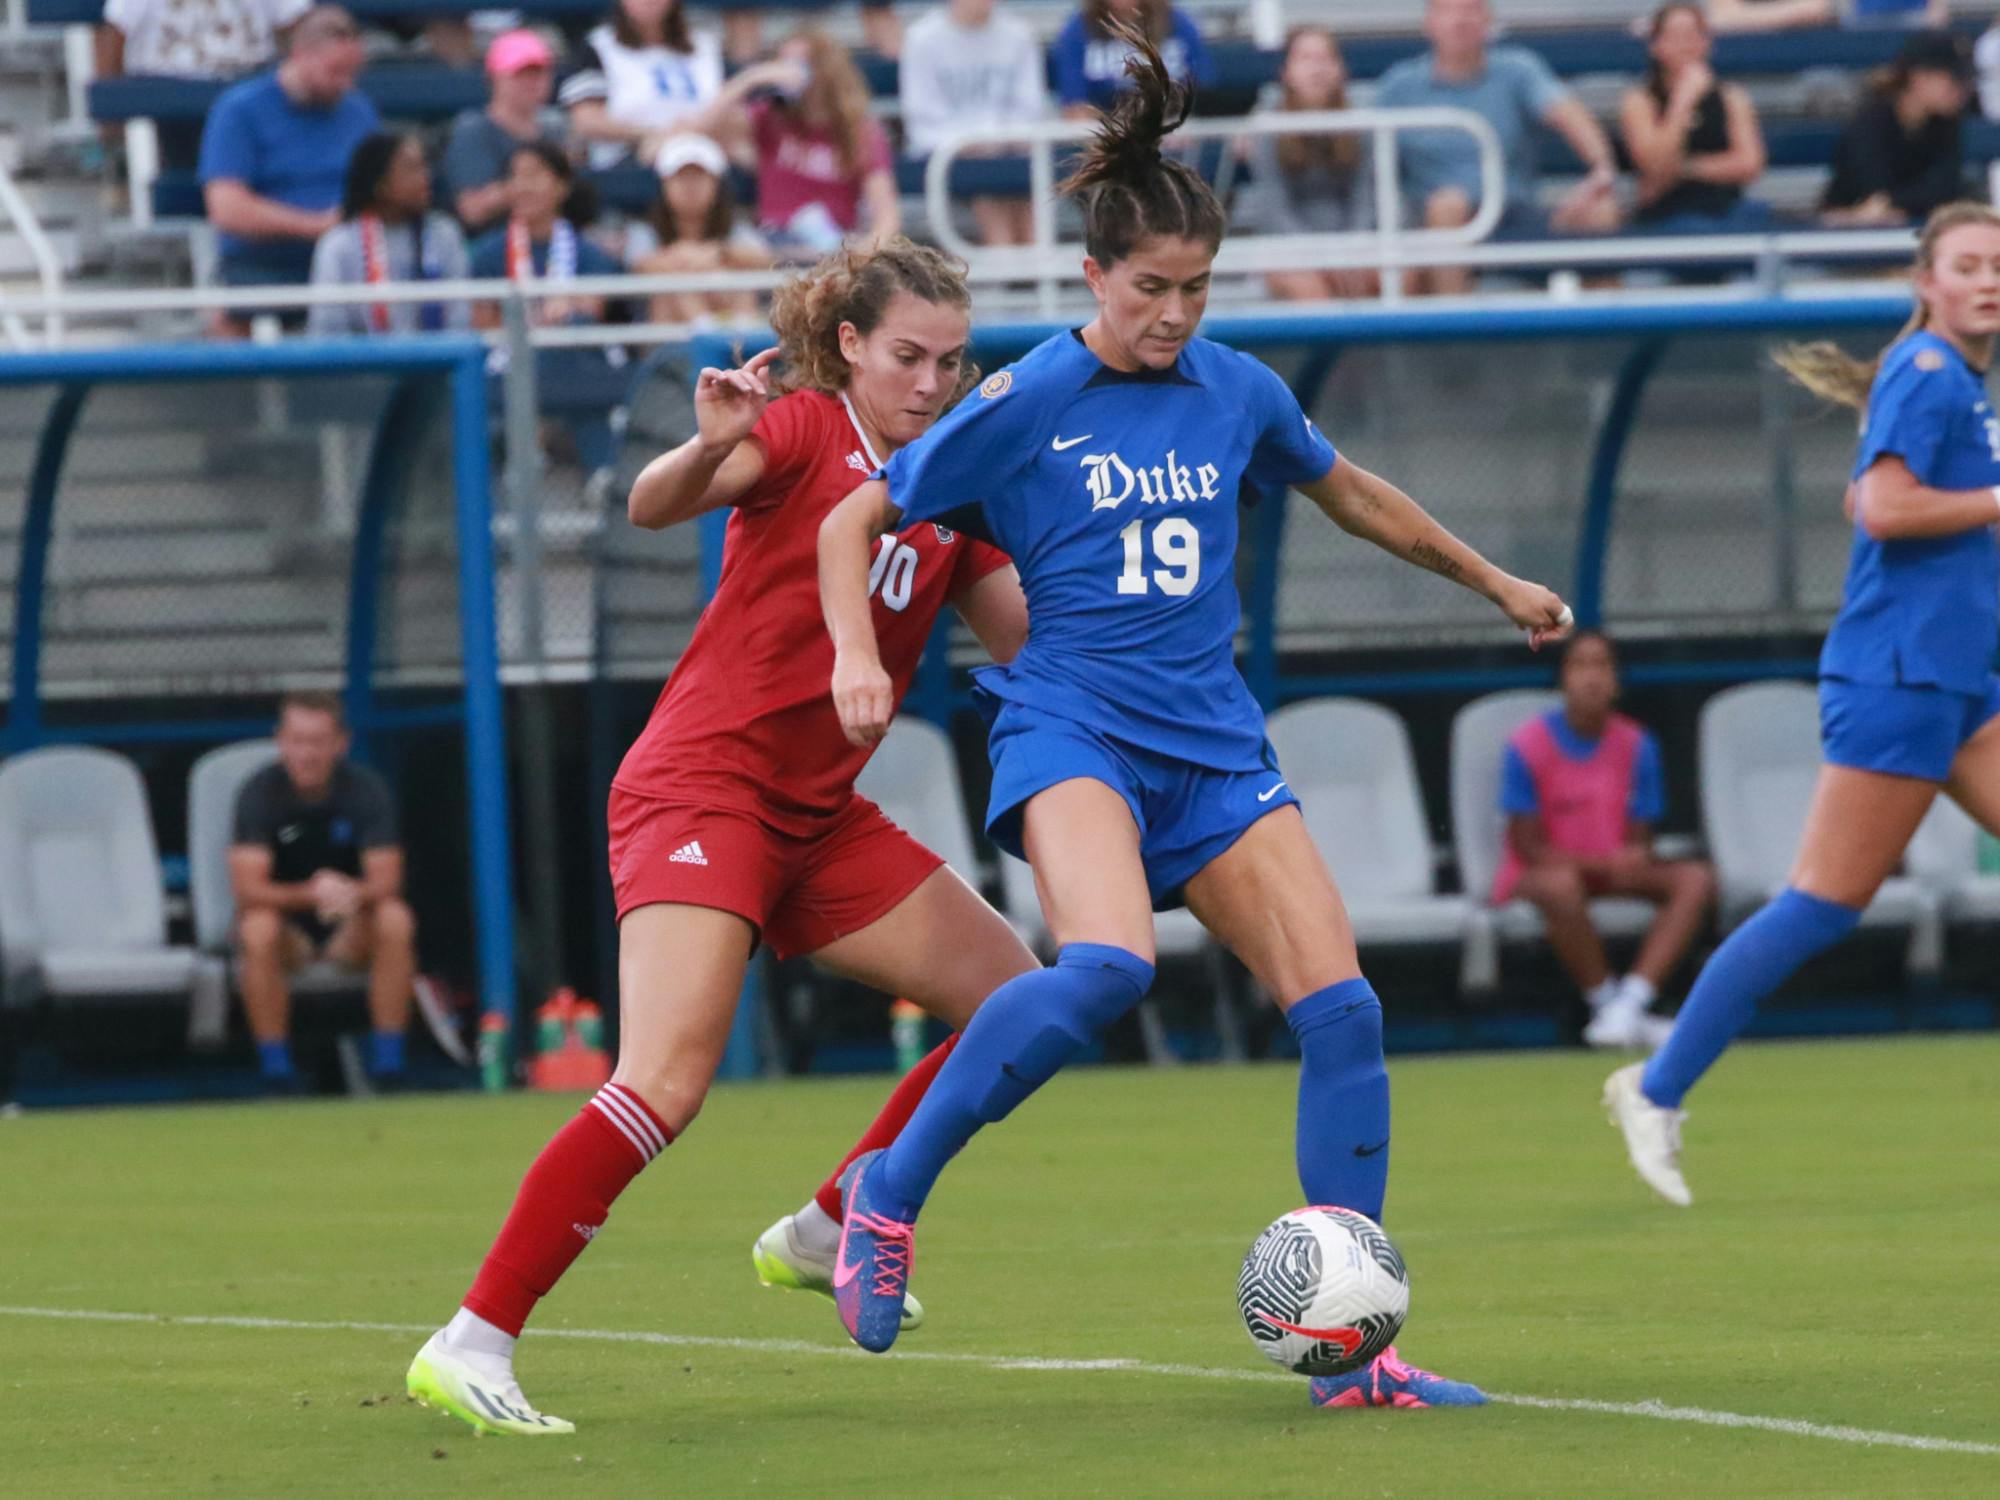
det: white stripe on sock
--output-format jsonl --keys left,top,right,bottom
{"left": 592, "top": 1086, "right": 666, "bottom": 1159}
{"left": 587, "top": 1096, "right": 653, "bottom": 1161}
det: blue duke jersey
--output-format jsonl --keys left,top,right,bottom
{"left": 881, "top": 332, "right": 1337, "bottom": 771}
{"left": 1822, "top": 330, "right": 2000, "bottom": 695}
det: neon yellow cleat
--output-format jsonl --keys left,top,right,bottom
{"left": 752, "top": 1214, "right": 925, "bottom": 1332}
{"left": 406, "top": 1332, "right": 576, "bottom": 1436}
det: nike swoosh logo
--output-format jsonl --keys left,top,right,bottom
{"left": 1051, "top": 434, "right": 1092, "bottom": 451}
{"left": 1353, "top": 1139, "right": 1390, "bottom": 1157}
{"left": 1257, "top": 782, "right": 1288, "bottom": 803}
{"left": 1255, "top": 1315, "right": 1365, "bottom": 1354}
{"left": 832, "top": 1241, "right": 866, "bottom": 1290}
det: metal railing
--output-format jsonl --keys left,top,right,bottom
{"left": 0, "top": 161, "right": 66, "bottom": 346}
{"left": 923, "top": 107, "right": 1508, "bottom": 311}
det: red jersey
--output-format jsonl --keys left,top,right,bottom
{"left": 614, "top": 388, "right": 1010, "bottom": 836}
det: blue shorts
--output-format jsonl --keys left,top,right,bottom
{"left": 1819, "top": 675, "right": 2000, "bottom": 782}
{"left": 983, "top": 701, "right": 1300, "bottom": 911}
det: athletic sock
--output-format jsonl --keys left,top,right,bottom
{"left": 441, "top": 1305, "right": 517, "bottom": 1375}
{"left": 809, "top": 1032, "right": 961, "bottom": 1222}
{"left": 1641, "top": 887, "right": 1859, "bottom": 1110}
{"left": 257, "top": 1039, "right": 294, "bottom": 1080}
{"left": 873, "top": 944, "right": 1154, "bottom": 1220}
{"left": 1584, "top": 976, "right": 1623, "bottom": 1013}
{"left": 791, "top": 1199, "right": 840, "bottom": 1257}
{"left": 462, "top": 1082, "right": 673, "bottom": 1336}
{"left": 369, "top": 1030, "right": 405, "bottom": 1076}
{"left": 1618, "top": 973, "right": 1657, "bottom": 1010}
{"left": 1287, "top": 978, "right": 1391, "bottom": 1224}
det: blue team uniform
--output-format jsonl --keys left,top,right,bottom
{"left": 1819, "top": 329, "right": 2000, "bottom": 781}
{"left": 880, "top": 331, "right": 1337, "bottom": 906}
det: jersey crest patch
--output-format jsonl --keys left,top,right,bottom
{"left": 979, "top": 371, "right": 1013, "bottom": 400}
{"left": 933, "top": 525, "right": 957, "bottom": 544}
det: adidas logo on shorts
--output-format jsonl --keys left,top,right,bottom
{"left": 669, "top": 840, "right": 709, "bottom": 866}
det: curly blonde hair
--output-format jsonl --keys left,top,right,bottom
{"left": 1776, "top": 201, "right": 2000, "bottom": 410}
{"left": 768, "top": 237, "right": 974, "bottom": 398}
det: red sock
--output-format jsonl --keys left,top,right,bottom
{"left": 463, "top": 1082, "right": 673, "bottom": 1336}
{"left": 812, "top": 1031, "right": 961, "bottom": 1220}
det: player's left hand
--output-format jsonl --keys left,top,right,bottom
{"left": 1497, "top": 577, "right": 1573, "bottom": 651}
{"left": 832, "top": 649, "right": 895, "bottom": 747}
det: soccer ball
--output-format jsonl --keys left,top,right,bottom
{"left": 1236, "top": 1206, "right": 1410, "bottom": 1376}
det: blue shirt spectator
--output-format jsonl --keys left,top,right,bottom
{"left": 1050, "top": 0, "right": 1213, "bottom": 116}
{"left": 1375, "top": 40, "right": 1568, "bottom": 215}
{"left": 198, "top": 6, "right": 378, "bottom": 294}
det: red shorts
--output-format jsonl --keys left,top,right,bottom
{"left": 606, "top": 788, "right": 944, "bottom": 961}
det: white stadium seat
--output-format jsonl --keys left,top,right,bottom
{"left": 1449, "top": 691, "right": 1655, "bottom": 990}
{"left": 1697, "top": 681, "right": 1941, "bottom": 973}
{"left": 856, "top": 718, "right": 981, "bottom": 883}
{"left": 1266, "top": 697, "right": 1473, "bottom": 951}
{"left": 1906, "top": 794, "right": 2000, "bottom": 929}
{"left": 0, "top": 746, "right": 198, "bottom": 1012}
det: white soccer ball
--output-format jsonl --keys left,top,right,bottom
{"left": 1236, "top": 1206, "right": 1410, "bottom": 1376}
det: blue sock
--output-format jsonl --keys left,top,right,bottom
{"left": 1287, "top": 978, "right": 1391, "bottom": 1224}
{"left": 369, "top": 1031, "right": 405, "bottom": 1076}
{"left": 257, "top": 1039, "right": 294, "bottom": 1080}
{"left": 1642, "top": 887, "right": 1860, "bottom": 1109}
{"left": 876, "top": 942, "right": 1154, "bottom": 1219}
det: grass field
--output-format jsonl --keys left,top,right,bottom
{"left": 4, "top": 1035, "right": 1998, "bottom": 1498}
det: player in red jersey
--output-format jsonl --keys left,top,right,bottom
{"left": 407, "top": 240, "right": 1039, "bottom": 1436}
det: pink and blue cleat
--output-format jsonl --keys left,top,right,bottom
{"left": 833, "top": 1149, "right": 917, "bottom": 1354}
{"left": 1309, "top": 1347, "right": 1488, "bottom": 1409}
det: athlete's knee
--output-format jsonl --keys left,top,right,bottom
{"left": 370, "top": 896, "right": 417, "bottom": 949}
{"left": 1054, "top": 942, "right": 1154, "bottom": 1026}
{"left": 610, "top": 1054, "right": 714, "bottom": 1136}
{"left": 969, "top": 944, "right": 1153, "bottom": 1123}
{"left": 1425, "top": 188, "right": 1473, "bottom": 228}
{"left": 1519, "top": 864, "right": 1587, "bottom": 912}
{"left": 1286, "top": 977, "right": 1385, "bottom": 1069}
{"left": 1671, "top": 861, "right": 1718, "bottom": 907}
{"left": 237, "top": 907, "right": 284, "bottom": 956}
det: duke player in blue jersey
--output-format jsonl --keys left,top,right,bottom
{"left": 1608, "top": 202, "right": 2000, "bottom": 1206}
{"left": 815, "top": 31, "right": 1571, "bottom": 1410}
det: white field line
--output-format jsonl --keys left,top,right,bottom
{"left": 3, "top": 1304, "right": 1997, "bottom": 1459}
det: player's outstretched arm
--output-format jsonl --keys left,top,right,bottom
{"left": 627, "top": 348, "right": 781, "bottom": 530}
{"left": 1853, "top": 455, "right": 2000, "bottom": 540}
{"left": 1301, "top": 455, "right": 1573, "bottom": 649}
{"left": 954, "top": 565, "right": 1029, "bottom": 666}
{"left": 820, "top": 480, "right": 903, "bottom": 746}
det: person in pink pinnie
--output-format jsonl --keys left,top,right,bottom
{"left": 1493, "top": 630, "right": 1716, "bottom": 1049}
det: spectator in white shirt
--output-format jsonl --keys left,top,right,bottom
{"left": 97, "top": 0, "right": 307, "bottom": 81}
{"left": 559, "top": 0, "right": 731, "bottom": 168}
{"left": 900, "top": 0, "right": 1049, "bottom": 245}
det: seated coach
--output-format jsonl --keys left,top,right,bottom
{"left": 230, "top": 691, "right": 416, "bottom": 1090}
{"left": 1492, "top": 631, "right": 1716, "bottom": 1050}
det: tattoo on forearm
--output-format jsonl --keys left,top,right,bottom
{"left": 1410, "top": 539, "right": 1464, "bottom": 581}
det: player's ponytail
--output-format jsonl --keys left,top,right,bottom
{"left": 1057, "top": 19, "right": 1224, "bottom": 267}
{"left": 1776, "top": 200, "right": 2000, "bottom": 410}
{"left": 767, "top": 236, "right": 974, "bottom": 398}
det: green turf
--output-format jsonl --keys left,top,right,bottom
{"left": 4, "top": 1036, "right": 1997, "bottom": 1498}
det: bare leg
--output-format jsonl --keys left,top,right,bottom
{"left": 1943, "top": 712, "right": 2000, "bottom": 832}
{"left": 1021, "top": 779, "right": 1157, "bottom": 960}
{"left": 235, "top": 908, "right": 294, "bottom": 1044}
{"left": 1790, "top": 765, "right": 1938, "bottom": 905}
{"left": 1512, "top": 862, "right": 1610, "bottom": 992}
{"left": 325, "top": 898, "right": 418, "bottom": 1035}
{"left": 611, "top": 903, "right": 756, "bottom": 1134}
{"left": 1594, "top": 860, "right": 1717, "bottom": 988}
{"left": 1419, "top": 188, "right": 1474, "bottom": 297}
{"left": 1182, "top": 805, "right": 1359, "bottom": 1007}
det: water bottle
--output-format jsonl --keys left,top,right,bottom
{"left": 574, "top": 1002, "right": 606, "bottom": 1052}
{"left": 890, "top": 999, "right": 926, "bottom": 1074}
{"left": 535, "top": 992, "right": 570, "bottom": 1058}
{"left": 478, "top": 1013, "right": 511, "bottom": 1093}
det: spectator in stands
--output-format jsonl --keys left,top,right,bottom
{"left": 1979, "top": 14, "right": 2000, "bottom": 120}
{"left": 1239, "top": 25, "right": 1376, "bottom": 300}
{"left": 98, "top": 0, "right": 305, "bottom": 81}
{"left": 469, "top": 142, "right": 627, "bottom": 470}
{"left": 752, "top": 29, "right": 900, "bottom": 255}
{"left": 230, "top": 691, "right": 417, "bottom": 1091}
{"left": 199, "top": 5, "right": 378, "bottom": 329}
{"left": 1847, "top": 0, "right": 1950, "bottom": 29}
{"left": 631, "top": 133, "right": 771, "bottom": 322}
{"left": 440, "top": 29, "right": 565, "bottom": 238}
{"left": 1377, "top": 0, "right": 1621, "bottom": 296}
{"left": 1822, "top": 30, "right": 1971, "bottom": 226}
{"left": 1051, "top": 0, "right": 1214, "bottom": 119}
{"left": 900, "top": 0, "right": 1050, "bottom": 246}
{"left": 308, "top": 132, "right": 471, "bottom": 336}
{"left": 199, "top": 9, "right": 378, "bottom": 334}
{"left": 559, "top": 0, "right": 733, "bottom": 169}
{"left": 1702, "top": 0, "right": 1835, "bottom": 31}
{"left": 1620, "top": 3, "right": 1770, "bottom": 233}
{"left": 1491, "top": 632, "right": 1716, "bottom": 1052}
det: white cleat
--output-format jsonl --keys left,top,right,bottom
{"left": 1603, "top": 1064, "right": 1692, "bottom": 1207}
{"left": 752, "top": 1215, "right": 925, "bottom": 1331}
{"left": 1583, "top": 994, "right": 1671, "bottom": 1051}
{"left": 406, "top": 1331, "right": 575, "bottom": 1436}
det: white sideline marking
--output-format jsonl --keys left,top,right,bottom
{"left": 4, "top": 1304, "right": 1997, "bottom": 1458}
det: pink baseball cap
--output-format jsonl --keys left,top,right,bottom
{"left": 487, "top": 29, "right": 554, "bottom": 76}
